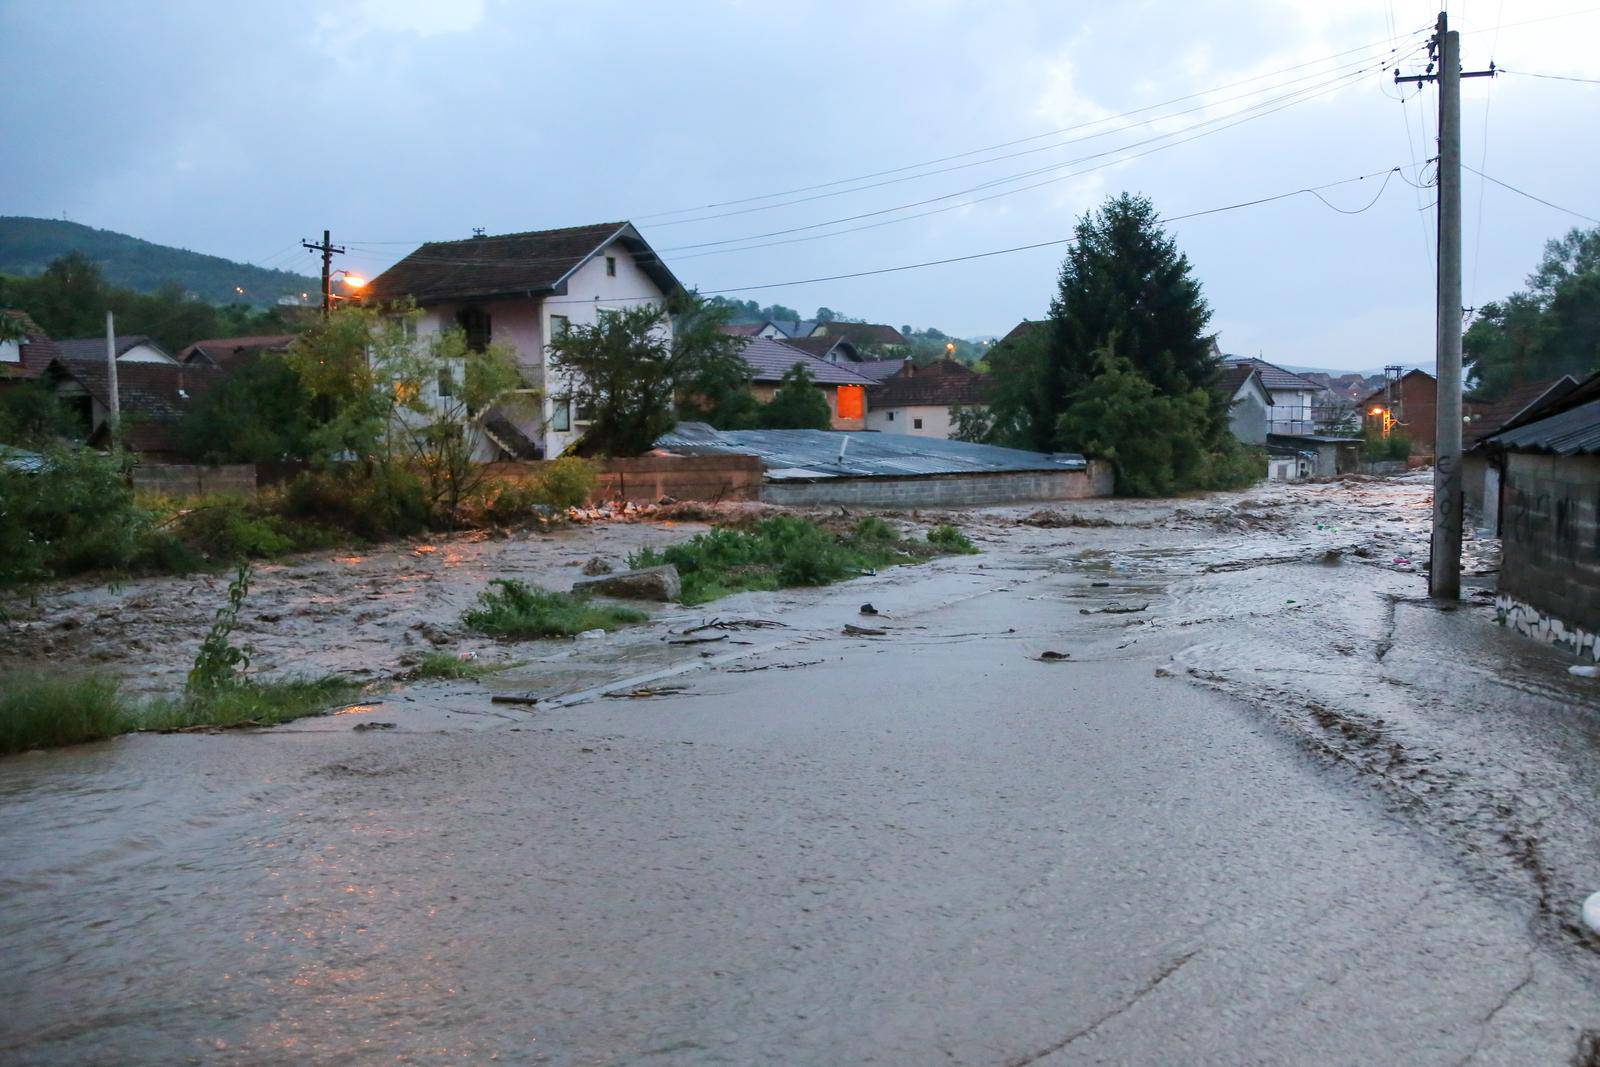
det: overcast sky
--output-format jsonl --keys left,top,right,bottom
{"left": 4, "top": 0, "right": 1597, "bottom": 370}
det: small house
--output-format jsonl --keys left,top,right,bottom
{"left": 1462, "top": 376, "right": 1577, "bottom": 533}
{"left": 180, "top": 334, "right": 297, "bottom": 369}
{"left": 1361, "top": 369, "right": 1438, "bottom": 457}
{"left": 55, "top": 335, "right": 179, "bottom": 366}
{"left": 1216, "top": 362, "right": 1272, "bottom": 445}
{"left": 864, "top": 358, "right": 992, "bottom": 438}
{"left": 733, "top": 337, "right": 878, "bottom": 430}
{"left": 46, "top": 355, "right": 221, "bottom": 459}
{"left": 1222, "top": 356, "right": 1323, "bottom": 435}
{"left": 0, "top": 309, "right": 62, "bottom": 388}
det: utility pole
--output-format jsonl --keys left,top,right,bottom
{"left": 1396, "top": 12, "right": 1494, "bottom": 601}
{"left": 301, "top": 229, "right": 346, "bottom": 317}
{"left": 103, "top": 310, "right": 120, "bottom": 446}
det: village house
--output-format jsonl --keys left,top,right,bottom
{"left": 179, "top": 334, "right": 297, "bottom": 369}
{"left": 45, "top": 354, "right": 221, "bottom": 458}
{"left": 864, "top": 358, "right": 992, "bottom": 437}
{"left": 1222, "top": 356, "right": 1322, "bottom": 435}
{"left": 1216, "top": 362, "right": 1272, "bottom": 445}
{"left": 364, "top": 221, "right": 681, "bottom": 460}
{"left": 1481, "top": 371, "right": 1600, "bottom": 660}
{"left": 1361, "top": 368, "right": 1439, "bottom": 458}
{"left": 809, "top": 320, "right": 908, "bottom": 353}
{"left": 55, "top": 334, "right": 179, "bottom": 367}
{"left": 1463, "top": 376, "right": 1578, "bottom": 533}
{"left": 733, "top": 336, "right": 878, "bottom": 430}
{"left": 0, "top": 309, "right": 62, "bottom": 388}
{"left": 752, "top": 319, "right": 818, "bottom": 341}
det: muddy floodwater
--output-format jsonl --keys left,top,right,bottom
{"left": 3, "top": 475, "right": 1599, "bottom": 1064}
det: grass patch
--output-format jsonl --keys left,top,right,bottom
{"left": 628, "top": 514, "right": 967, "bottom": 606}
{"left": 407, "top": 651, "right": 518, "bottom": 681}
{"left": 462, "top": 579, "right": 649, "bottom": 639}
{"left": 0, "top": 672, "right": 134, "bottom": 754}
{"left": 141, "top": 677, "right": 361, "bottom": 732}
{"left": 0, "top": 672, "right": 361, "bottom": 755}
{"left": 927, "top": 523, "right": 979, "bottom": 554}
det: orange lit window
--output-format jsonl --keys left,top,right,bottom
{"left": 837, "top": 385, "right": 864, "bottom": 420}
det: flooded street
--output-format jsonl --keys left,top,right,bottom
{"left": 4, "top": 475, "right": 1599, "bottom": 1064}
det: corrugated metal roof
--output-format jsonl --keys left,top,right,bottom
{"left": 1486, "top": 396, "right": 1600, "bottom": 456}
{"left": 657, "top": 423, "right": 1086, "bottom": 480}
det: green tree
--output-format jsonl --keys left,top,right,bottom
{"left": 0, "top": 381, "right": 87, "bottom": 448}
{"left": 759, "top": 363, "right": 832, "bottom": 430}
{"left": 546, "top": 292, "right": 745, "bottom": 456}
{"left": 1465, "top": 225, "right": 1600, "bottom": 398}
{"left": 177, "top": 354, "right": 317, "bottom": 463}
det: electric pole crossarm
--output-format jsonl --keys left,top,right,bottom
{"left": 301, "top": 229, "right": 347, "bottom": 317}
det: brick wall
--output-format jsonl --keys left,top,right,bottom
{"left": 1498, "top": 452, "right": 1600, "bottom": 632}
{"left": 485, "top": 455, "right": 764, "bottom": 504}
{"left": 759, "top": 463, "right": 1112, "bottom": 508}
{"left": 132, "top": 464, "right": 257, "bottom": 496}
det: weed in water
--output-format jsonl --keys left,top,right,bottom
{"left": 462, "top": 579, "right": 648, "bottom": 639}
{"left": 140, "top": 676, "right": 361, "bottom": 732}
{"left": 409, "top": 651, "right": 518, "bottom": 681}
{"left": 926, "top": 524, "right": 979, "bottom": 554}
{"left": 188, "top": 560, "right": 254, "bottom": 691}
{"left": 0, "top": 672, "right": 134, "bottom": 755}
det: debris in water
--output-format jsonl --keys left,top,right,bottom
{"left": 669, "top": 634, "right": 728, "bottom": 646}
{"left": 457, "top": 650, "right": 477, "bottom": 662}
{"left": 490, "top": 694, "right": 539, "bottom": 706}
{"left": 1036, "top": 650, "right": 1070, "bottom": 661}
{"left": 859, "top": 603, "right": 879, "bottom": 615}
{"left": 1080, "top": 603, "right": 1149, "bottom": 615}
{"left": 1090, "top": 581, "right": 1110, "bottom": 587}
{"left": 1584, "top": 891, "right": 1600, "bottom": 934}
{"left": 352, "top": 721, "right": 396, "bottom": 731}
{"left": 842, "top": 624, "right": 888, "bottom": 636}
{"left": 605, "top": 685, "right": 690, "bottom": 699}
{"left": 575, "top": 629, "right": 606, "bottom": 640}
{"left": 581, "top": 557, "right": 615, "bottom": 576}
{"left": 1570, "top": 665, "right": 1600, "bottom": 678}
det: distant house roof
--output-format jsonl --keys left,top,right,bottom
{"left": 365, "top": 221, "right": 681, "bottom": 306}
{"left": 1465, "top": 376, "right": 1578, "bottom": 446}
{"left": 998, "top": 319, "right": 1047, "bottom": 347}
{"left": 814, "top": 321, "right": 906, "bottom": 347}
{"left": 55, "top": 335, "right": 175, "bottom": 364}
{"left": 1358, "top": 368, "right": 1436, "bottom": 408}
{"left": 735, "top": 337, "right": 878, "bottom": 386}
{"left": 657, "top": 423, "right": 1085, "bottom": 480}
{"left": 872, "top": 359, "right": 993, "bottom": 408}
{"left": 49, "top": 356, "right": 222, "bottom": 454}
{"left": 849, "top": 358, "right": 909, "bottom": 382}
{"left": 180, "top": 334, "right": 297, "bottom": 368}
{"left": 0, "top": 308, "right": 61, "bottom": 381}
{"left": 779, "top": 336, "right": 864, "bottom": 363}
{"left": 1224, "top": 356, "right": 1322, "bottom": 393}
{"left": 716, "top": 323, "right": 765, "bottom": 337}
{"left": 764, "top": 319, "right": 818, "bottom": 338}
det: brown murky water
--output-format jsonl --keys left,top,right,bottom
{"left": 3, "top": 476, "right": 1599, "bottom": 1064}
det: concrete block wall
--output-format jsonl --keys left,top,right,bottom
{"left": 132, "top": 464, "right": 257, "bottom": 497}
{"left": 759, "top": 467, "right": 1108, "bottom": 508}
{"left": 485, "top": 455, "right": 763, "bottom": 505}
{"left": 1498, "top": 452, "right": 1600, "bottom": 637}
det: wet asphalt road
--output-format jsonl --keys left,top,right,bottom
{"left": 3, "top": 483, "right": 1599, "bottom": 1065}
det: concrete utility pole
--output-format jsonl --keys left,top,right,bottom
{"left": 301, "top": 229, "right": 346, "bottom": 317}
{"left": 1396, "top": 11, "right": 1494, "bottom": 600}
{"left": 103, "top": 309, "right": 120, "bottom": 446}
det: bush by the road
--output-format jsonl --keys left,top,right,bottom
{"left": 463, "top": 579, "right": 649, "bottom": 639}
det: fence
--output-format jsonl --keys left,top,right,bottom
{"left": 132, "top": 464, "right": 258, "bottom": 496}
{"left": 485, "top": 455, "right": 764, "bottom": 504}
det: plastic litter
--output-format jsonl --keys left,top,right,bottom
{"left": 457, "top": 650, "right": 478, "bottom": 662}
{"left": 1570, "top": 665, "right": 1600, "bottom": 678}
{"left": 575, "top": 629, "right": 606, "bottom": 640}
{"left": 1585, "top": 891, "right": 1600, "bottom": 935}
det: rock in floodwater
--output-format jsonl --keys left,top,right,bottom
{"left": 581, "top": 557, "right": 615, "bottom": 576}
{"left": 572, "top": 565, "right": 682, "bottom": 602}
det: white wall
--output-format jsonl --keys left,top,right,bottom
{"left": 1267, "top": 388, "right": 1316, "bottom": 434}
{"left": 867, "top": 404, "right": 958, "bottom": 438}
{"left": 0, "top": 339, "right": 18, "bottom": 364}
{"left": 119, "top": 342, "right": 177, "bottom": 364}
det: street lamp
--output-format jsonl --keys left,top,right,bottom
{"left": 326, "top": 269, "right": 366, "bottom": 309}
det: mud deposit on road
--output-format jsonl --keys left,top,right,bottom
{"left": 3, "top": 475, "right": 1599, "bottom": 1064}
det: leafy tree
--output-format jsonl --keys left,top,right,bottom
{"left": 0, "top": 382, "right": 80, "bottom": 448}
{"left": 760, "top": 363, "right": 832, "bottom": 429}
{"left": 1055, "top": 349, "right": 1257, "bottom": 496}
{"left": 178, "top": 353, "right": 317, "bottom": 463}
{"left": 547, "top": 292, "right": 746, "bottom": 456}
{"left": 948, "top": 403, "right": 993, "bottom": 443}
{"left": 1465, "top": 225, "right": 1600, "bottom": 398}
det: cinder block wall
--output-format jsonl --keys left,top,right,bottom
{"left": 1498, "top": 452, "right": 1600, "bottom": 631}
{"left": 132, "top": 464, "right": 258, "bottom": 496}
{"left": 485, "top": 455, "right": 764, "bottom": 504}
{"left": 759, "top": 467, "right": 1108, "bottom": 508}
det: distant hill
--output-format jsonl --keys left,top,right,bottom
{"left": 0, "top": 217, "right": 316, "bottom": 307}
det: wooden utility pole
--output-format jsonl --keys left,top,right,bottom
{"left": 103, "top": 310, "right": 120, "bottom": 446}
{"left": 301, "top": 229, "right": 346, "bottom": 317}
{"left": 1396, "top": 12, "right": 1494, "bottom": 600}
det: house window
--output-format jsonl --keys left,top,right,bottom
{"left": 437, "top": 368, "right": 454, "bottom": 398}
{"left": 836, "top": 385, "right": 864, "bottom": 420}
{"left": 574, "top": 399, "right": 593, "bottom": 424}
{"left": 913, "top": 417, "right": 924, "bottom": 430}
{"left": 550, "top": 314, "right": 569, "bottom": 338}
{"left": 886, "top": 410, "right": 895, "bottom": 421}
{"left": 597, "top": 307, "right": 620, "bottom": 326}
{"left": 550, "top": 399, "right": 571, "bottom": 432}
{"left": 457, "top": 306, "right": 491, "bottom": 353}
{"left": 605, "top": 256, "right": 617, "bottom": 277}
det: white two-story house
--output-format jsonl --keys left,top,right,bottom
{"left": 365, "top": 221, "right": 681, "bottom": 459}
{"left": 1223, "top": 356, "right": 1322, "bottom": 436}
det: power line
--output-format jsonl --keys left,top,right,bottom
{"left": 1463, "top": 164, "right": 1600, "bottom": 223}
{"left": 1498, "top": 67, "right": 1600, "bottom": 83}
{"left": 1469, "top": 0, "right": 1505, "bottom": 310}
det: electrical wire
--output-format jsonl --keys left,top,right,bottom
{"left": 1469, "top": 0, "right": 1504, "bottom": 311}
{"left": 1498, "top": 68, "right": 1600, "bottom": 83}
{"left": 1463, "top": 165, "right": 1600, "bottom": 223}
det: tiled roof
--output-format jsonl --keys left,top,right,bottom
{"left": 872, "top": 359, "right": 992, "bottom": 408}
{"left": 736, "top": 337, "right": 878, "bottom": 386}
{"left": 814, "top": 321, "right": 905, "bottom": 347}
{"left": 763, "top": 319, "right": 817, "bottom": 338}
{"left": 848, "top": 358, "right": 909, "bottom": 382}
{"left": 998, "top": 319, "right": 1047, "bottom": 346}
{"left": 55, "top": 335, "right": 172, "bottom": 364}
{"left": 1359, "top": 368, "right": 1435, "bottom": 407}
{"left": 716, "top": 323, "right": 765, "bottom": 337}
{"left": 365, "top": 221, "right": 681, "bottom": 305}
{"left": 1215, "top": 363, "right": 1258, "bottom": 398}
{"left": 0, "top": 308, "right": 61, "bottom": 381}
{"left": 50, "top": 356, "right": 222, "bottom": 454}
{"left": 1224, "top": 356, "right": 1322, "bottom": 392}
{"left": 778, "top": 336, "right": 863, "bottom": 363}
{"left": 1465, "top": 376, "right": 1578, "bottom": 445}
{"left": 180, "top": 334, "right": 297, "bottom": 367}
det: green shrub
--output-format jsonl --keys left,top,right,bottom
{"left": 280, "top": 466, "right": 432, "bottom": 540}
{"left": 0, "top": 672, "right": 134, "bottom": 754}
{"left": 462, "top": 579, "right": 648, "bottom": 639}
{"left": 538, "top": 456, "right": 599, "bottom": 509}
{"left": 1362, "top": 428, "right": 1412, "bottom": 462}
{"left": 853, "top": 516, "right": 898, "bottom": 542}
{"left": 408, "top": 651, "right": 514, "bottom": 680}
{"left": 141, "top": 676, "right": 360, "bottom": 732}
{"left": 926, "top": 524, "right": 978, "bottom": 554}
{"left": 173, "top": 497, "right": 299, "bottom": 559}
{"left": 469, "top": 478, "right": 550, "bottom": 526}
